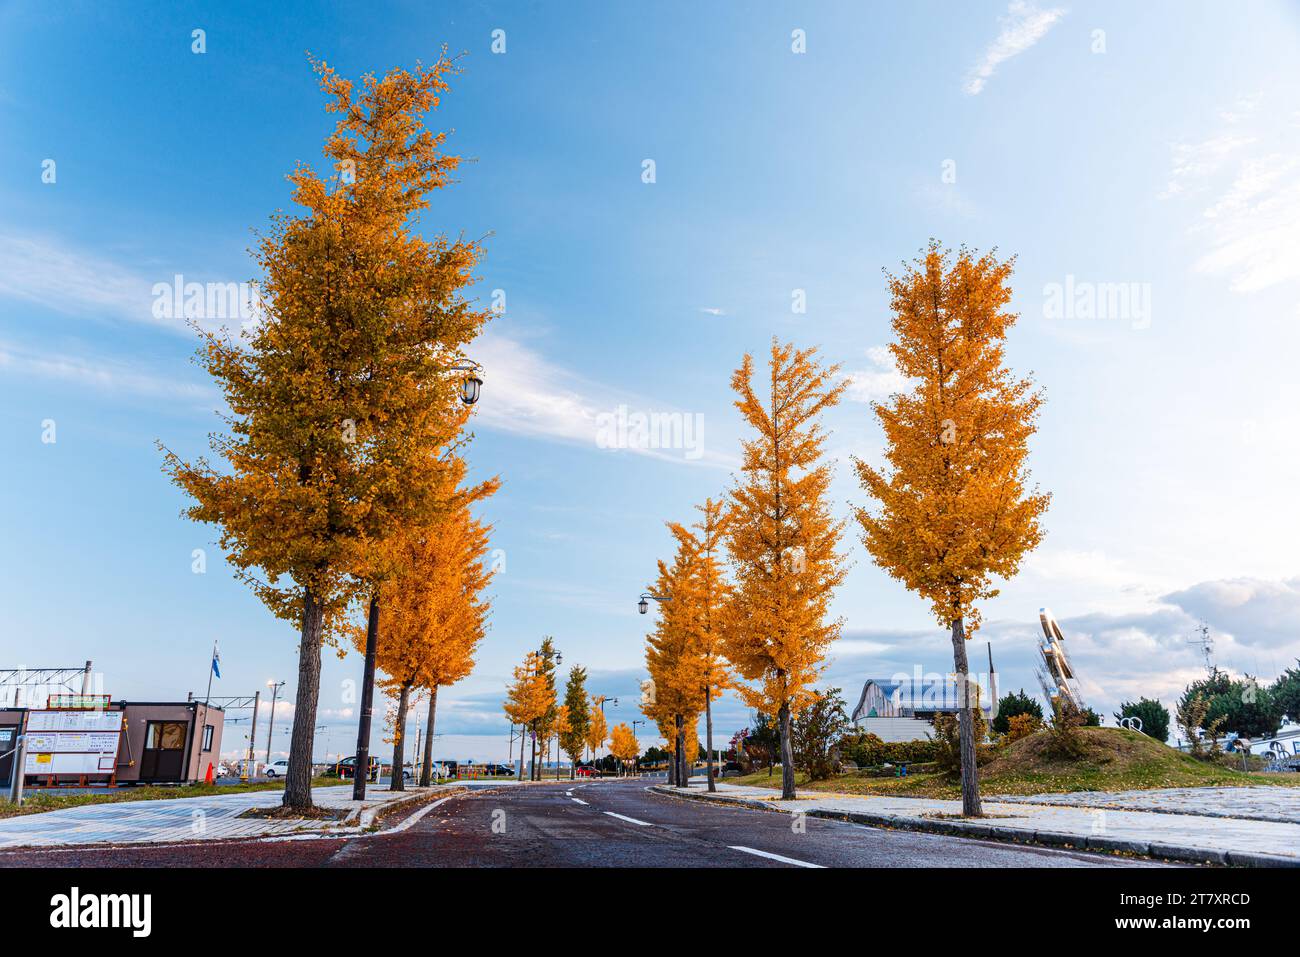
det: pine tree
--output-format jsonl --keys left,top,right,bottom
{"left": 560, "top": 667, "right": 591, "bottom": 779}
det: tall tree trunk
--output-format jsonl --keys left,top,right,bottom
{"left": 352, "top": 593, "right": 381, "bottom": 801}
{"left": 390, "top": 682, "right": 410, "bottom": 792}
{"left": 778, "top": 700, "right": 796, "bottom": 800}
{"left": 418, "top": 686, "right": 437, "bottom": 787}
{"left": 705, "top": 688, "right": 716, "bottom": 793}
{"left": 674, "top": 714, "right": 686, "bottom": 788}
{"left": 283, "top": 588, "right": 325, "bottom": 811}
{"left": 529, "top": 724, "right": 537, "bottom": 781}
{"left": 950, "top": 615, "right": 983, "bottom": 817}
{"left": 516, "top": 725, "right": 525, "bottom": 781}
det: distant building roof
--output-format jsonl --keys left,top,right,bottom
{"left": 851, "top": 676, "right": 995, "bottom": 723}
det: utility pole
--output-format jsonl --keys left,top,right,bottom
{"left": 264, "top": 680, "right": 284, "bottom": 768}
{"left": 242, "top": 689, "right": 260, "bottom": 781}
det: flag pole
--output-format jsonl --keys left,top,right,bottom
{"left": 200, "top": 640, "right": 217, "bottom": 781}
{"left": 204, "top": 640, "right": 217, "bottom": 708}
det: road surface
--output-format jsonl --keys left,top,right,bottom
{"left": 0, "top": 779, "right": 1170, "bottom": 867}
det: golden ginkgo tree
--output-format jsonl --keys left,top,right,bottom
{"left": 723, "top": 340, "right": 848, "bottom": 801}
{"left": 362, "top": 457, "right": 498, "bottom": 790}
{"left": 503, "top": 651, "right": 550, "bottom": 780}
{"left": 161, "top": 55, "right": 489, "bottom": 811}
{"left": 854, "top": 242, "right": 1049, "bottom": 817}
{"left": 666, "top": 498, "right": 731, "bottom": 792}
{"left": 644, "top": 537, "right": 704, "bottom": 787}
{"left": 609, "top": 722, "right": 640, "bottom": 775}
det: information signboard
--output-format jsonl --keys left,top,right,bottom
{"left": 23, "top": 708, "right": 123, "bottom": 778}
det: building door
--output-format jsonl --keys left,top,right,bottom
{"left": 0, "top": 726, "right": 15, "bottom": 787}
{"left": 140, "top": 721, "right": 188, "bottom": 782}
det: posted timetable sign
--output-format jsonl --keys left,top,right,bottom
{"left": 23, "top": 708, "right": 123, "bottom": 777}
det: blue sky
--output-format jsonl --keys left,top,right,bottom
{"left": 3, "top": 1, "right": 1300, "bottom": 761}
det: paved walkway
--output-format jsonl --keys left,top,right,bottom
{"left": 665, "top": 780, "right": 1300, "bottom": 866}
{"left": 0, "top": 784, "right": 444, "bottom": 849}
{"left": 994, "top": 785, "right": 1300, "bottom": 824}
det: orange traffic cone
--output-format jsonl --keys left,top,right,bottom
{"left": 205, "top": 762, "right": 215, "bottom": 785}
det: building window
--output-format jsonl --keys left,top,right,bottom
{"left": 202, "top": 724, "right": 214, "bottom": 752}
{"left": 147, "top": 721, "right": 187, "bottom": 750}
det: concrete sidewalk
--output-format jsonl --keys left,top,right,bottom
{"left": 659, "top": 779, "right": 1300, "bottom": 867}
{"left": 0, "top": 784, "right": 456, "bottom": 849}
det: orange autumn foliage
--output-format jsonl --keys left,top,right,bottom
{"left": 722, "top": 340, "right": 847, "bottom": 799}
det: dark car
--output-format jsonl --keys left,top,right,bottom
{"left": 330, "top": 756, "right": 379, "bottom": 781}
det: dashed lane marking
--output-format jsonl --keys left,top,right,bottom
{"left": 604, "top": 811, "right": 653, "bottom": 827}
{"left": 728, "top": 845, "right": 824, "bottom": 868}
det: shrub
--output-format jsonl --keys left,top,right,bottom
{"left": 992, "top": 689, "right": 1043, "bottom": 735}
{"left": 1043, "top": 699, "right": 1087, "bottom": 760}
{"left": 837, "top": 730, "right": 937, "bottom": 768}
{"left": 792, "top": 689, "right": 850, "bottom": 781}
{"left": 1005, "top": 712, "right": 1042, "bottom": 742}
{"left": 1114, "top": 697, "right": 1170, "bottom": 742}
{"left": 1176, "top": 692, "right": 1226, "bottom": 760}
{"left": 930, "top": 712, "right": 996, "bottom": 775}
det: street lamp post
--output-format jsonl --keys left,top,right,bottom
{"left": 631, "top": 719, "right": 646, "bottom": 776}
{"left": 637, "top": 592, "right": 670, "bottom": 615}
{"left": 264, "top": 680, "right": 285, "bottom": 770}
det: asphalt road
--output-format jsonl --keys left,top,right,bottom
{"left": 0, "top": 779, "right": 1172, "bottom": 868}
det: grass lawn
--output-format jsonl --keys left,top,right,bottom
{"left": 0, "top": 775, "right": 342, "bottom": 820}
{"left": 728, "top": 727, "right": 1300, "bottom": 800}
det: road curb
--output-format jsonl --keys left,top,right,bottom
{"left": 649, "top": 785, "right": 1300, "bottom": 867}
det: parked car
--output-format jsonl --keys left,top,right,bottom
{"left": 216, "top": 763, "right": 238, "bottom": 778}
{"left": 331, "top": 756, "right": 379, "bottom": 781}
{"left": 575, "top": 765, "right": 597, "bottom": 778}
{"left": 487, "top": 763, "right": 516, "bottom": 777}
{"left": 264, "top": 759, "right": 290, "bottom": 778}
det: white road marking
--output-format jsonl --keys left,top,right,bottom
{"left": 604, "top": 811, "right": 653, "bottom": 827}
{"left": 728, "top": 845, "right": 824, "bottom": 868}
{"left": 571, "top": 798, "right": 588, "bottom": 805}
{"left": 385, "top": 794, "right": 464, "bottom": 834}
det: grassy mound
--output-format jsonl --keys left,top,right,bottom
{"left": 729, "top": 727, "right": 1300, "bottom": 799}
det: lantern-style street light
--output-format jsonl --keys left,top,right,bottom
{"left": 637, "top": 592, "right": 670, "bottom": 615}
{"left": 448, "top": 359, "right": 484, "bottom": 406}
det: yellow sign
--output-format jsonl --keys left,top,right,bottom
{"left": 35, "top": 753, "right": 53, "bottom": 764}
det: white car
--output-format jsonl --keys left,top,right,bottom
{"left": 264, "top": 759, "right": 290, "bottom": 778}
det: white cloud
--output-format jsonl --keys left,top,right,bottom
{"left": 1159, "top": 134, "right": 1256, "bottom": 199}
{"left": 698, "top": 306, "right": 726, "bottom": 316}
{"left": 842, "top": 345, "right": 910, "bottom": 404}
{"left": 471, "top": 331, "right": 734, "bottom": 468}
{"left": 0, "top": 339, "right": 216, "bottom": 404}
{"left": 1161, "top": 95, "right": 1300, "bottom": 294}
{"left": 0, "top": 233, "right": 156, "bottom": 325}
{"left": 963, "top": 1, "right": 1067, "bottom": 96}
{"left": 0, "top": 231, "right": 262, "bottom": 337}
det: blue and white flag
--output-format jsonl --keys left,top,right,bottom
{"left": 211, "top": 646, "right": 221, "bottom": 679}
